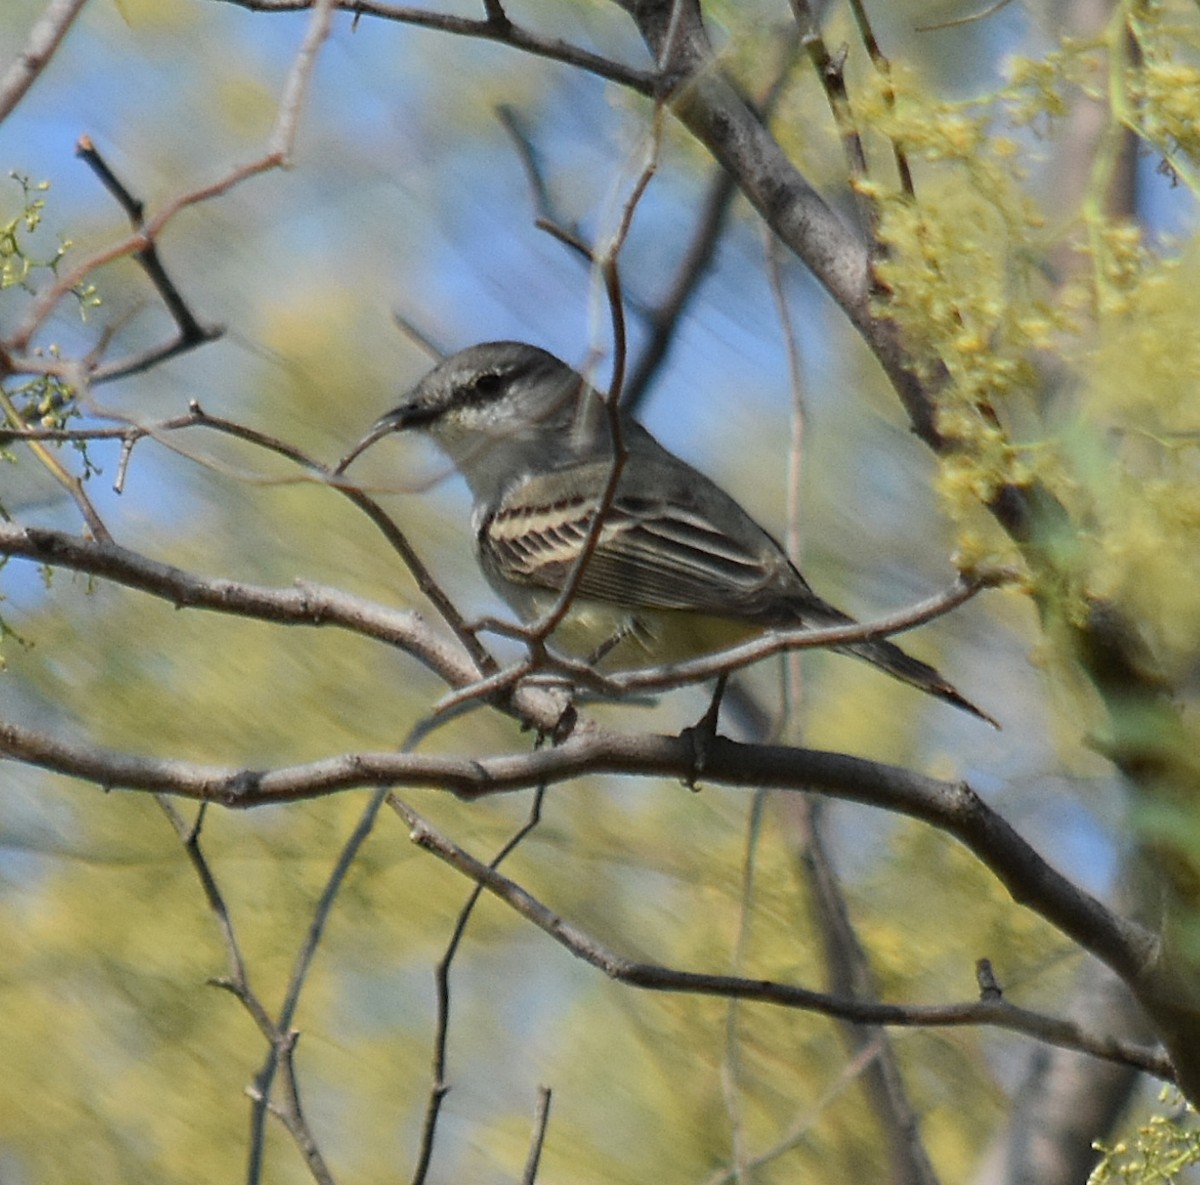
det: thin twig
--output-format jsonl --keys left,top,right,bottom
{"left": 248, "top": 786, "right": 388, "bottom": 1185}
{"left": 273, "top": 1033, "right": 337, "bottom": 1185}
{"left": 533, "top": 218, "right": 592, "bottom": 263}
{"left": 391, "top": 314, "right": 447, "bottom": 362}
{"left": 517, "top": 33, "right": 805, "bottom": 417}
{"left": 511, "top": 115, "right": 662, "bottom": 648}
{"left": 600, "top": 574, "right": 1002, "bottom": 696}
{"left": 408, "top": 785, "right": 546, "bottom": 1185}
{"left": 768, "top": 210, "right": 940, "bottom": 1185}
{"left": 481, "top": 0, "right": 510, "bottom": 31}
{"left": 207, "top": 0, "right": 658, "bottom": 96}
{"left": 432, "top": 573, "right": 1006, "bottom": 715}
{"left": 793, "top": 796, "right": 941, "bottom": 1185}
{"left": 11, "top": 0, "right": 336, "bottom": 353}
{"left": 708, "top": 223, "right": 807, "bottom": 1170}
{"left": 158, "top": 795, "right": 338, "bottom": 1184}
{"left": 0, "top": 0, "right": 89, "bottom": 124}
{"left": 21, "top": 398, "right": 493, "bottom": 681}
{"left": 386, "top": 795, "right": 1170, "bottom": 1078}
{"left": 914, "top": 0, "right": 1017, "bottom": 33}
{"left": 75, "top": 137, "right": 213, "bottom": 343}
{"left": 0, "top": 385, "right": 112, "bottom": 541}
{"left": 521, "top": 1086, "right": 553, "bottom": 1185}
{"left": 846, "top": 0, "right": 915, "bottom": 199}
{"left": 623, "top": 23, "right": 805, "bottom": 415}
{"left": 496, "top": 104, "right": 577, "bottom": 239}
{"left": 621, "top": 166, "right": 737, "bottom": 414}
{"left": 721, "top": 787, "right": 769, "bottom": 1185}
{"left": 15, "top": 163, "right": 262, "bottom": 353}
{"left": 156, "top": 798, "right": 275, "bottom": 1039}
{"left": 787, "top": 2, "right": 871, "bottom": 194}
{"left": 181, "top": 403, "right": 498, "bottom": 675}
{"left": 702, "top": 1041, "right": 883, "bottom": 1185}
{"left": 267, "top": 0, "right": 338, "bottom": 162}
{"left": 74, "top": 136, "right": 223, "bottom": 381}
{"left": 765, "top": 229, "right": 806, "bottom": 589}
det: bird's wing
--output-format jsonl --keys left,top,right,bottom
{"left": 478, "top": 454, "right": 997, "bottom": 724}
{"left": 478, "top": 460, "right": 810, "bottom": 620}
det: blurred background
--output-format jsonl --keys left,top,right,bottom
{"left": 0, "top": 0, "right": 1195, "bottom": 1181}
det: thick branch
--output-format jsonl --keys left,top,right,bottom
{"left": 0, "top": 521, "right": 571, "bottom": 732}
{"left": 0, "top": 522, "right": 466, "bottom": 672}
{"left": 0, "top": 717, "right": 1155, "bottom": 984}
{"left": 8, "top": 683, "right": 1193, "bottom": 1084}
{"left": 605, "top": 0, "right": 1199, "bottom": 1091}
{"left": 610, "top": 0, "right": 946, "bottom": 441}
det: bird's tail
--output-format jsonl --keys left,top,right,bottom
{"left": 836, "top": 634, "right": 998, "bottom": 728}
{"left": 792, "top": 592, "right": 996, "bottom": 726}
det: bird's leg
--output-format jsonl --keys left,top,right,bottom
{"left": 523, "top": 692, "right": 578, "bottom": 747}
{"left": 680, "top": 672, "right": 729, "bottom": 790}
{"left": 585, "top": 620, "right": 641, "bottom": 667}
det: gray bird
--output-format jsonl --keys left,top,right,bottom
{"left": 339, "top": 341, "right": 995, "bottom": 725}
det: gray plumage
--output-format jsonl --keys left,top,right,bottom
{"left": 341, "top": 341, "right": 994, "bottom": 725}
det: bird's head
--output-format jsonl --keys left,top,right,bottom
{"left": 336, "top": 342, "right": 590, "bottom": 494}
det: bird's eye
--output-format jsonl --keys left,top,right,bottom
{"left": 472, "top": 372, "right": 505, "bottom": 398}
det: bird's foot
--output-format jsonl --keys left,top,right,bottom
{"left": 680, "top": 673, "right": 728, "bottom": 790}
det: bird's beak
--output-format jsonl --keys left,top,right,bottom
{"left": 333, "top": 407, "right": 409, "bottom": 476}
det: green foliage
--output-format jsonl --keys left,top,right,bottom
{"left": 858, "top": 65, "right": 1070, "bottom": 536}
{"left": 0, "top": 175, "right": 99, "bottom": 474}
{"left": 0, "top": 176, "right": 105, "bottom": 662}
{"left": 1090, "top": 1091, "right": 1200, "bottom": 1184}
{"left": 850, "top": 3, "right": 1200, "bottom": 687}
{"left": 0, "top": 173, "right": 54, "bottom": 292}
{"left": 1125, "top": 0, "right": 1200, "bottom": 190}
{"left": 0, "top": 173, "right": 100, "bottom": 313}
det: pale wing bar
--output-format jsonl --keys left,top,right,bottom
{"left": 482, "top": 491, "right": 792, "bottom": 615}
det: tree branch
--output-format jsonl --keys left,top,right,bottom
{"left": 410, "top": 786, "right": 546, "bottom": 1185}
{"left": 612, "top": 0, "right": 937, "bottom": 439}
{"left": 623, "top": 25, "right": 801, "bottom": 412}
{"left": 247, "top": 784, "right": 386, "bottom": 1185}
{"left": 206, "top": 0, "right": 659, "bottom": 94}
{"left": 385, "top": 795, "right": 1168, "bottom": 1078}
{"left": 0, "top": 522, "right": 462, "bottom": 671}
{"left": 0, "top": 520, "right": 571, "bottom": 732}
{"left": 434, "top": 572, "right": 1003, "bottom": 718}
{"left": 10, "top": 0, "right": 337, "bottom": 353}
{"left": 0, "top": 717, "right": 1157, "bottom": 985}
{"left": 0, "top": 0, "right": 89, "bottom": 125}
{"left": 74, "top": 136, "right": 222, "bottom": 383}
{"left": 788, "top": 794, "right": 941, "bottom": 1185}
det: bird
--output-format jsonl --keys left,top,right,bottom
{"left": 337, "top": 340, "right": 995, "bottom": 725}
